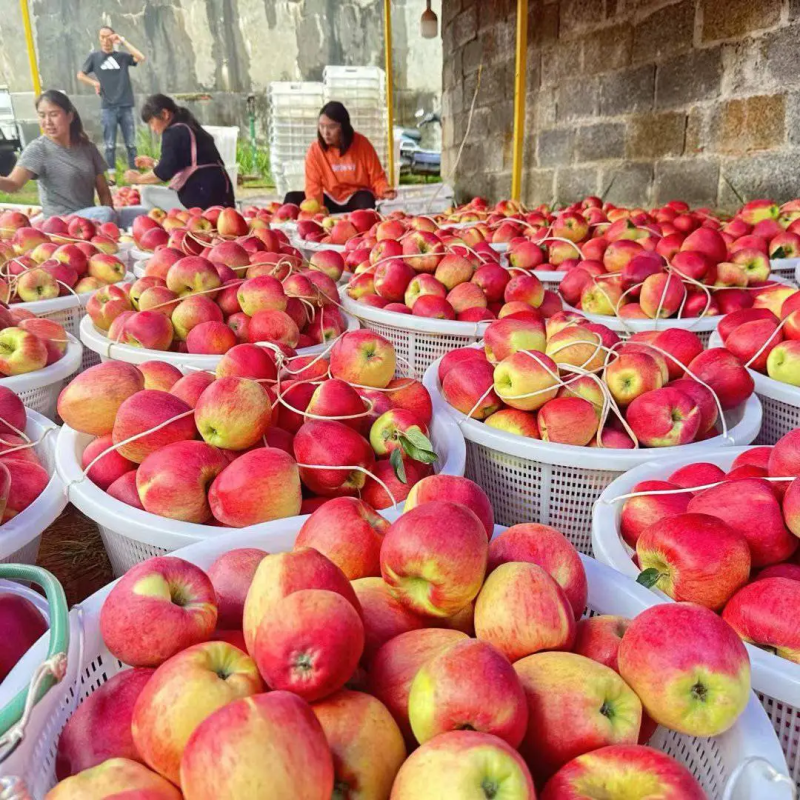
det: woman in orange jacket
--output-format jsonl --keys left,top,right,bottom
{"left": 283, "top": 101, "right": 396, "bottom": 212}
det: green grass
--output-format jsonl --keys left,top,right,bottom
{"left": 0, "top": 185, "right": 41, "bottom": 206}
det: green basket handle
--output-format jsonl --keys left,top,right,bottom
{"left": 0, "top": 565, "right": 69, "bottom": 746}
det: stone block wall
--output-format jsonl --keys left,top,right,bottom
{"left": 441, "top": 0, "right": 800, "bottom": 208}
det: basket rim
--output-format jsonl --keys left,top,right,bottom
{"left": 0, "top": 334, "right": 82, "bottom": 394}
{"left": 592, "top": 444, "right": 800, "bottom": 702}
{"left": 422, "top": 353, "right": 763, "bottom": 469}
{"left": 8, "top": 271, "right": 135, "bottom": 316}
{"left": 563, "top": 302, "right": 725, "bottom": 333}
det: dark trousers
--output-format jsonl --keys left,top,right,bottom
{"left": 102, "top": 105, "right": 137, "bottom": 171}
{"left": 283, "top": 189, "right": 376, "bottom": 213}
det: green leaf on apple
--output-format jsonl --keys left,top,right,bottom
{"left": 636, "top": 568, "right": 664, "bottom": 589}
{"left": 398, "top": 429, "right": 439, "bottom": 466}
{"left": 390, "top": 448, "right": 408, "bottom": 484}
{"left": 773, "top": 246, "right": 787, "bottom": 259}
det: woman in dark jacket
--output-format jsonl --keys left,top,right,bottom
{"left": 124, "top": 94, "right": 234, "bottom": 209}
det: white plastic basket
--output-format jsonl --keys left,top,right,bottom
{"left": 771, "top": 258, "right": 800, "bottom": 284}
{"left": 0, "top": 409, "right": 64, "bottom": 565}
{"left": 532, "top": 269, "right": 565, "bottom": 293}
{"left": 0, "top": 519, "right": 790, "bottom": 799}
{"left": 78, "top": 312, "right": 360, "bottom": 371}
{"left": 709, "top": 330, "right": 800, "bottom": 446}
{"left": 202, "top": 126, "right": 238, "bottom": 172}
{"left": 0, "top": 336, "right": 83, "bottom": 420}
{"left": 423, "top": 355, "right": 763, "bottom": 555}
{"left": 341, "top": 290, "right": 492, "bottom": 377}
{"left": 593, "top": 446, "right": 800, "bottom": 786}
{"left": 55, "top": 404, "right": 465, "bottom": 576}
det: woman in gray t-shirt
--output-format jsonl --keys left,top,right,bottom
{"left": 0, "top": 90, "right": 145, "bottom": 226}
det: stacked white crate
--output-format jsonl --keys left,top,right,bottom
{"left": 268, "top": 82, "right": 324, "bottom": 197}
{"left": 323, "top": 66, "right": 389, "bottom": 175}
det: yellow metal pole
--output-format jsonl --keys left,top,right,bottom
{"left": 19, "top": 0, "right": 41, "bottom": 97}
{"left": 383, "top": 0, "right": 396, "bottom": 187}
{"left": 511, "top": 0, "right": 528, "bottom": 201}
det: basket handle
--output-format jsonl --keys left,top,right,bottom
{"left": 722, "top": 756, "right": 796, "bottom": 800}
{"left": 0, "top": 565, "right": 69, "bottom": 750}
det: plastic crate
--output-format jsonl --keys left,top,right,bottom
{"left": 0, "top": 524, "right": 791, "bottom": 799}
{"left": 423, "top": 352, "right": 763, "bottom": 554}
{"left": 593, "top": 446, "right": 800, "bottom": 787}
{"left": 202, "top": 126, "right": 238, "bottom": 171}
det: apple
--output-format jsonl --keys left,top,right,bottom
{"left": 194, "top": 376, "right": 271, "bottom": 450}
{"left": 619, "top": 479, "right": 691, "bottom": 547}
{"left": 546, "top": 325, "right": 614, "bottom": 373}
{"left": 15, "top": 268, "right": 59, "bottom": 302}
{"left": 402, "top": 230, "right": 445, "bottom": 273}
{"left": 46, "top": 758, "right": 180, "bottom": 799}
{"left": 514, "top": 651, "right": 642, "bottom": 783}
{"left": 639, "top": 272, "right": 686, "bottom": 318}
{"left": 132, "top": 640, "right": 263, "bottom": 784}
{"left": 442, "top": 358, "right": 502, "bottom": 419}
{"left": 767, "top": 340, "right": 800, "bottom": 385}
{"left": 100, "top": 556, "right": 217, "bottom": 667}
{"left": 170, "top": 371, "right": 216, "bottom": 408}
{"left": 0, "top": 387, "right": 26, "bottom": 436}
{"left": 484, "top": 317, "right": 546, "bottom": 363}
{"left": 474, "top": 562, "right": 576, "bottom": 661}
{"left": 626, "top": 386, "right": 701, "bottom": 447}
{"left": 329, "top": 330, "right": 396, "bottom": 389}
{"left": 618, "top": 602, "right": 750, "bottom": 736}
{"left": 0, "top": 593, "right": 47, "bottom": 682}
{"left": 485, "top": 408, "right": 540, "bottom": 437}
{"left": 605, "top": 352, "right": 663, "bottom": 407}
{"left": 573, "top": 615, "right": 630, "bottom": 672}
{"left": 81, "top": 433, "right": 136, "bottom": 491}
{"left": 494, "top": 350, "right": 560, "bottom": 412}
{"left": 538, "top": 396, "right": 599, "bottom": 445}
{"left": 206, "top": 547, "right": 267, "bottom": 630}
{"left": 385, "top": 377, "right": 433, "bottom": 426}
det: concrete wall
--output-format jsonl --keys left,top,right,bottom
{"left": 441, "top": 0, "right": 800, "bottom": 209}
{"left": 1, "top": 0, "right": 442, "bottom": 141}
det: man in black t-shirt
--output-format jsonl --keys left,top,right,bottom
{"left": 77, "top": 25, "right": 146, "bottom": 180}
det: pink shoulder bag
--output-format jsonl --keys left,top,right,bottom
{"left": 167, "top": 123, "right": 228, "bottom": 192}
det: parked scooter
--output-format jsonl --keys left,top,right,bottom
{"left": 395, "top": 108, "right": 441, "bottom": 176}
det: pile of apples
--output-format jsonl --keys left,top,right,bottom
{"left": 57, "top": 329, "right": 438, "bottom": 521}
{"left": 0, "top": 304, "right": 72, "bottom": 376}
{"left": 0, "top": 210, "right": 127, "bottom": 305}
{"left": 47, "top": 484, "right": 750, "bottom": 799}
{"left": 112, "top": 186, "right": 141, "bottom": 207}
{"left": 619, "top": 428, "right": 800, "bottom": 665}
{"left": 0, "top": 590, "right": 47, "bottom": 683}
{"left": 715, "top": 281, "right": 800, "bottom": 387}
{"left": 437, "top": 314, "right": 754, "bottom": 448}
{"left": 0, "top": 387, "right": 50, "bottom": 521}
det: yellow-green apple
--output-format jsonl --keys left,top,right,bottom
{"left": 81, "top": 433, "right": 136, "bottom": 490}
{"left": 541, "top": 744, "right": 706, "bottom": 800}
{"left": 639, "top": 272, "right": 686, "bottom": 318}
{"left": 166, "top": 256, "right": 221, "bottom": 297}
{"left": 0, "top": 327, "right": 48, "bottom": 376}
{"left": 74, "top": 276, "right": 104, "bottom": 294}
{"left": 136, "top": 440, "right": 229, "bottom": 523}
{"left": 209, "top": 447, "right": 301, "bottom": 526}
{"left": 636, "top": 512, "right": 751, "bottom": 609}
{"left": 404, "top": 475, "right": 494, "bottom": 539}
{"left": 767, "top": 340, "right": 800, "bottom": 384}
{"left": 170, "top": 371, "right": 215, "bottom": 408}
{"left": 390, "top": 730, "right": 536, "bottom": 799}
{"left": 312, "top": 689, "right": 406, "bottom": 798}
{"left": 688, "top": 477, "right": 797, "bottom": 566}
{"left": 329, "top": 330, "right": 396, "bottom": 389}
{"left": 442, "top": 357, "right": 502, "bottom": 419}
{"left": 206, "top": 547, "right": 267, "bottom": 630}
{"left": 408, "top": 638, "right": 528, "bottom": 746}
{"left": 296, "top": 496, "right": 388, "bottom": 580}
{"left": 294, "top": 419, "right": 375, "bottom": 496}
{"left": 754, "top": 285, "right": 798, "bottom": 317}
{"left": 57, "top": 361, "right": 144, "bottom": 435}
{"left": 55, "top": 668, "right": 154, "bottom": 779}
{"left": 369, "top": 408, "right": 429, "bottom": 456}
{"left": 129, "top": 276, "right": 165, "bottom": 308}
{"left": 485, "top": 408, "right": 540, "bottom": 437}
{"left": 252, "top": 588, "right": 363, "bottom": 700}
{"left": 731, "top": 247, "right": 771, "bottom": 283}
{"left": 740, "top": 199, "right": 779, "bottom": 225}
{"left": 626, "top": 386, "right": 701, "bottom": 447}
{"left": 351, "top": 577, "right": 426, "bottom": 663}
{"left": 310, "top": 249, "right": 344, "bottom": 281}
{"left": 242, "top": 546, "right": 361, "bottom": 653}
{"left": 385, "top": 377, "right": 433, "bottom": 425}
{"left": 603, "top": 239, "right": 644, "bottom": 273}
{"left": 504, "top": 274, "right": 544, "bottom": 308}
{"left": 306, "top": 378, "right": 369, "bottom": 433}
{"left": 179, "top": 690, "right": 333, "bottom": 800}
{"left": 474, "top": 562, "right": 575, "bottom": 661}
{"left": 714, "top": 261, "right": 748, "bottom": 288}
{"left": 347, "top": 271, "right": 376, "bottom": 299}
{"left": 99, "top": 556, "right": 217, "bottom": 667}
{"left": 494, "top": 350, "right": 560, "bottom": 411}
{"left": 538, "top": 396, "right": 599, "bottom": 445}
{"left": 618, "top": 602, "right": 750, "bottom": 736}
{"left": 0, "top": 593, "right": 46, "bottom": 681}
{"left": 619, "top": 480, "right": 690, "bottom": 547}
{"left": 111, "top": 389, "right": 195, "bottom": 463}
{"left": 46, "top": 757, "right": 181, "bottom": 800}
{"left": 194, "top": 376, "right": 271, "bottom": 450}
{"left": 121, "top": 310, "right": 175, "bottom": 350}
{"left": 487, "top": 523, "right": 587, "bottom": 620}
{"left": 651, "top": 328, "right": 704, "bottom": 380}
{"left": 484, "top": 317, "right": 546, "bottom": 362}
{"left": 403, "top": 273, "right": 446, "bottom": 308}
{"left": 573, "top": 616, "right": 630, "bottom": 672}
{"left": 605, "top": 352, "right": 663, "bottom": 406}
{"left": 15, "top": 267, "right": 59, "bottom": 301}
{"left": 514, "top": 651, "right": 641, "bottom": 783}
{"left": 402, "top": 230, "right": 445, "bottom": 273}
{"left": 132, "top": 640, "right": 262, "bottom": 783}
{"left": 380, "top": 501, "right": 488, "bottom": 617}
{"left": 546, "top": 326, "right": 610, "bottom": 373}
{"left": 722, "top": 577, "right": 800, "bottom": 663}
{"left": 580, "top": 280, "right": 623, "bottom": 316}
{"left": 87, "top": 252, "right": 125, "bottom": 284}
{"left": 137, "top": 361, "right": 182, "bottom": 393}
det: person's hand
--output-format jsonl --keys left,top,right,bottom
{"left": 110, "top": 33, "right": 123, "bottom": 45}
{"left": 135, "top": 155, "right": 155, "bottom": 169}
{"left": 94, "top": 82, "right": 102, "bottom": 95}
{"left": 123, "top": 170, "right": 140, "bottom": 185}
{"left": 383, "top": 188, "right": 398, "bottom": 200}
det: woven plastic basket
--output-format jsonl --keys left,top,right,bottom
{"left": 770, "top": 258, "right": 800, "bottom": 284}
{"left": 79, "top": 312, "right": 360, "bottom": 371}
{"left": 0, "top": 409, "right": 63, "bottom": 565}
{"left": 593, "top": 446, "right": 800, "bottom": 786}
{"left": 709, "top": 330, "right": 800, "bottom": 446}
{"left": 423, "top": 355, "right": 763, "bottom": 555}
{"left": 0, "top": 519, "right": 791, "bottom": 799}
{"left": 341, "top": 291, "right": 492, "bottom": 377}
{"left": 55, "top": 406, "right": 465, "bottom": 576}
{"left": 0, "top": 336, "right": 82, "bottom": 420}
{"left": 532, "top": 269, "right": 565, "bottom": 293}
